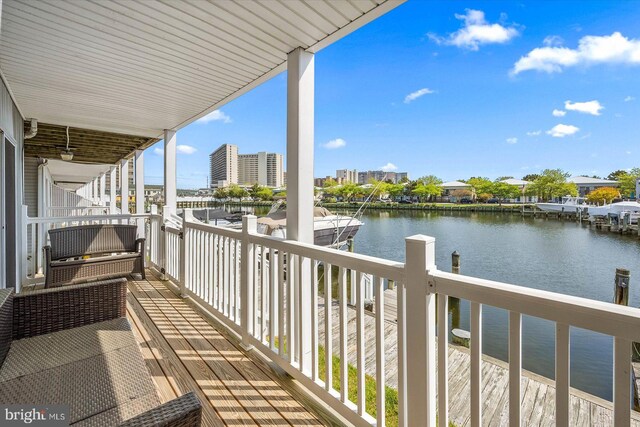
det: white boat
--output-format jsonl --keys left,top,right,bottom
{"left": 588, "top": 201, "right": 640, "bottom": 223}
{"left": 536, "top": 196, "right": 589, "bottom": 213}
{"left": 257, "top": 204, "right": 363, "bottom": 247}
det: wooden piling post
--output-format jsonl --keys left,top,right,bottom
{"left": 614, "top": 268, "right": 630, "bottom": 306}
{"left": 452, "top": 250, "right": 460, "bottom": 275}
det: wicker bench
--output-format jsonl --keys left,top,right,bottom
{"left": 0, "top": 278, "right": 202, "bottom": 426}
{"left": 44, "top": 224, "right": 145, "bottom": 288}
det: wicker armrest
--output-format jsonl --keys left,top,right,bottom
{"left": 118, "top": 392, "right": 202, "bottom": 427}
{"left": 136, "top": 238, "right": 146, "bottom": 253}
{"left": 12, "top": 278, "right": 127, "bottom": 340}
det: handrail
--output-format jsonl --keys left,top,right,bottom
{"left": 431, "top": 269, "right": 640, "bottom": 341}
{"left": 26, "top": 213, "right": 149, "bottom": 225}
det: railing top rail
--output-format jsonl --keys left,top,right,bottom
{"left": 184, "top": 220, "right": 241, "bottom": 239}
{"left": 26, "top": 213, "right": 150, "bottom": 224}
{"left": 248, "top": 231, "right": 405, "bottom": 282}
{"left": 432, "top": 269, "right": 640, "bottom": 341}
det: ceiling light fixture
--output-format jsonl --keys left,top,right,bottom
{"left": 61, "top": 126, "right": 74, "bottom": 161}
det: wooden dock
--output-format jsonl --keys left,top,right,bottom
{"left": 318, "top": 290, "right": 640, "bottom": 426}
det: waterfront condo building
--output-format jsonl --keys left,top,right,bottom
{"left": 238, "top": 152, "right": 284, "bottom": 187}
{"left": 336, "top": 168, "right": 357, "bottom": 183}
{"left": 357, "top": 170, "right": 409, "bottom": 184}
{"left": 209, "top": 144, "right": 238, "bottom": 188}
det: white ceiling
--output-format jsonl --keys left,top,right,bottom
{"left": 0, "top": 0, "right": 404, "bottom": 138}
{"left": 46, "top": 158, "right": 112, "bottom": 189}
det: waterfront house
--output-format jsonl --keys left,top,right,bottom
{"left": 1, "top": 1, "right": 640, "bottom": 426}
{"left": 569, "top": 176, "right": 620, "bottom": 197}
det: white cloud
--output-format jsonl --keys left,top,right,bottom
{"left": 196, "top": 109, "right": 232, "bottom": 124}
{"left": 565, "top": 100, "right": 603, "bottom": 116}
{"left": 543, "top": 35, "right": 564, "bottom": 47}
{"left": 404, "top": 88, "right": 435, "bottom": 103}
{"left": 153, "top": 145, "right": 196, "bottom": 155}
{"left": 322, "top": 138, "right": 346, "bottom": 149}
{"left": 624, "top": 96, "right": 635, "bottom": 102}
{"left": 512, "top": 32, "right": 640, "bottom": 75}
{"left": 380, "top": 162, "right": 398, "bottom": 172}
{"left": 506, "top": 137, "right": 518, "bottom": 144}
{"left": 546, "top": 124, "right": 580, "bottom": 138}
{"left": 626, "top": 150, "right": 632, "bottom": 155}
{"left": 552, "top": 109, "right": 566, "bottom": 117}
{"left": 526, "top": 130, "right": 542, "bottom": 136}
{"left": 428, "top": 9, "right": 519, "bottom": 51}
{"left": 177, "top": 145, "right": 197, "bottom": 154}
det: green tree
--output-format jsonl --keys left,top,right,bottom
{"left": 496, "top": 176, "right": 514, "bottom": 181}
{"left": 467, "top": 177, "right": 493, "bottom": 196}
{"left": 491, "top": 181, "right": 521, "bottom": 203}
{"left": 525, "top": 169, "right": 577, "bottom": 201}
{"left": 412, "top": 182, "right": 442, "bottom": 202}
{"left": 607, "top": 170, "right": 629, "bottom": 181}
{"left": 248, "top": 183, "right": 261, "bottom": 200}
{"left": 227, "top": 184, "right": 248, "bottom": 201}
{"left": 213, "top": 187, "right": 228, "bottom": 200}
{"left": 617, "top": 168, "right": 640, "bottom": 197}
{"left": 254, "top": 186, "right": 274, "bottom": 201}
{"left": 387, "top": 183, "right": 405, "bottom": 200}
{"left": 522, "top": 174, "right": 540, "bottom": 182}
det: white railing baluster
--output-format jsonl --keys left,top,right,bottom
{"left": 556, "top": 322, "right": 570, "bottom": 427}
{"left": 471, "top": 301, "right": 482, "bottom": 427}
{"left": 224, "top": 236, "right": 230, "bottom": 317}
{"left": 269, "top": 248, "right": 277, "bottom": 351}
{"left": 339, "top": 266, "right": 348, "bottom": 403}
{"left": 324, "top": 262, "right": 333, "bottom": 392}
{"left": 397, "top": 278, "right": 407, "bottom": 427}
{"left": 311, "top": 259, "right": 319, "bottom": 382}
{"left": 261, "top": 245, "right": 268, "bottom": 343}
{"left": 437, "top": 294, "right": 449, "bottom": 427}
{"left": 509, "top": 311, "right": 522, "bottom": 427}
{"left": 356, "top": 271, "right": 366, "bottom": 415}
{"left": 278, "top": 251, "right": 286, "bottom": 356}
{"left": 613, "top": 337, "right": 631, "bottom": 426}
{"left": 253, "top": 244, "right": 260, "bottom": 338}
{"left": 375, "top": 276, "right": 385, "bottom": 427}
{"left": 235, "top": 238, "right": 241, "bottom": 322}
{"left": 297, "top": 255, "right": 304, "bottom": 370}
{"left": 288, "top": 254, "right": 296, "bottom": 363}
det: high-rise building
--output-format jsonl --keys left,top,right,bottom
{"left": 209, "top": 144, "right": 238, "bottom": 188}
{"left": 336, "top": 169, "right": 357, "bottom": 183}
{"left": 357, "top": 170, "right": 409, "bottom": 184}
{"left": 238, "top": 152, "right": 284, "bottom": 187}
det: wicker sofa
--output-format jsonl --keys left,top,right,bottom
{"left": 44, "top": 224, "right": 145, "bottom": 288}
{"left": 0, "top": 278, "right": 202, "bottom": 426}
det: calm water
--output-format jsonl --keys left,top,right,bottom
{"left": 349, "top": 209, "right": 640, "bottom": 401}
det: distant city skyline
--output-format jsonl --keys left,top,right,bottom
{"left": 143, "top": 1, "right": 640, "bottom": 189}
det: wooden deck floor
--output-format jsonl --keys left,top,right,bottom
{"left": 126, "top": 274, "right": 335, "bottom": 427}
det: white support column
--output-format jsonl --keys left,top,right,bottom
{"left": 109, "top": 166, "right": 117, "bottom": 214}
{"left": 135, "top": 149, "right": 145, "bottom": 214}
{"left": 120, "top": 159, "right": 129, "bottom": 214}
{"left": 405, "top": 234, "right": 437, "bottom": 427}
{"left": 92, "top": 178, "right": 98, "bottom": 204}
{"left": 99, "top": 173, "right": 106, "bottom": 206}
{"left": 286, "top": 47, "right": 314, "bottom": 373}
{"left": 164, "top": 129, "right": 177, "bottom": 211}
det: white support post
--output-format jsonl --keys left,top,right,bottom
{"left": 404, "top": 234, "right": 437, "bottom": 427}
{"left": 99, "top": 173, "right": 106, "bottom": 206}
{"left": 120, "top": 159, "right": 129, "bottom": 214}
{"left": 91, "top": 178, "right": 97, "bottom": 204}
{"left": 286, "top": 46, "right": 314, "bottom": 373}
{"left": 135, "top": 149, "right": 145, "bottom": 214}
{"left": 241, "top": 215, "right": 257, "bottom": 350}
{"left": 109, "top": 166, "right": 117, "bottom": 214}
{"left": 164, "top": 129, "right": 177, "bottom": 212}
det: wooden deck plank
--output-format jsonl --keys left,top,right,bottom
{"left": 127, "top": 290, "right": 226, "bottom": 427}
{"left": 129, "top": 280, "right": 258, "bottom": 426}
{"left": 141, "top": 277, "right": 326, "bottom": 426}
{"left": 127, "top": 306, "right": 178, "bottom": 404}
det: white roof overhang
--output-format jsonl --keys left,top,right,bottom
{"left": 0, "top": 0, "right": 405, "bottom": 138}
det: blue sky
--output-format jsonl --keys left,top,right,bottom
{"left": 144, "top": 1, "right": 640, "bottom": 189}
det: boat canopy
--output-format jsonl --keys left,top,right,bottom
{"left": 257, "top": 206, "right": 334, "bottom": 232}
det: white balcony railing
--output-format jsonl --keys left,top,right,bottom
{"left": 20, "top": 208, "right": 640, "bottom": 425}
{"left": 144, "top": 211, "right": 640, "bottom": 427}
